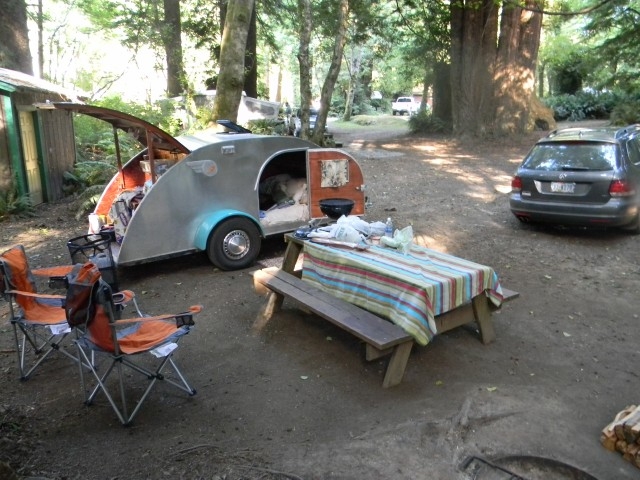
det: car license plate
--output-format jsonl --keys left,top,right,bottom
{"left": 550, "top": 182, "right": 575, "bottom": 193}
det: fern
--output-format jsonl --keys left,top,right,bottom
{"left": 0, "top": 186, "right": 35, "bottom": 221}
{"left": 73, "top": 185, "right": 105, "bottom": 220}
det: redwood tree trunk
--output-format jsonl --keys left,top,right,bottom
{"left": 494, "top": 0, "right": 544, "bottom": 134}
{"left": 433, "top": 62, "right": 452, "bottom": 124}
{"left": 479, "top": 0, "right": 499, "bottom": 134}
{"left": 0, "top": 0, "right": 33, "bottom": 74}
{"left": 450, "top": 0, "right": 498, "bottom": 137}
{"left": 449, "top": 4, "right": 463, "bottom": 130}
{"left": 450, "top": 0, "right": 543, "bottom": 137}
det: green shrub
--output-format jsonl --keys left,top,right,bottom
{"left": 246, "top": 118, "right": 289, "bottom": 135}
{"left": 97, "top": 95, "right": 181, "bottom": 135}
{"left": 353, "top": 117, "right": 375, "bottom": 126}
{"left": 610, "top": 99, "right": 640, "bottom": 125}
{"left": 542, "top": 91, "right": 617, "bottom": 121}
{"left": 408, "top": 110, "right": 449, "bottom": 134}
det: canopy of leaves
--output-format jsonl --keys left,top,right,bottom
{"left": 541, "top": 0, "right": 640, "bottom": 95}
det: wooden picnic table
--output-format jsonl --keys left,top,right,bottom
{"left": 252, "top": 234, "right": 518, "bottom": 387}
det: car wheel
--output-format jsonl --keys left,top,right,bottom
{"left": 206, "top": 217, "right": 262, "bottom": 270}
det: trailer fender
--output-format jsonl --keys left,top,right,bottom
{"left": 193, "top": 210, "right": 263, "bottom": 250}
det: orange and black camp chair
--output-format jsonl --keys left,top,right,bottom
{"left": 0, "top": 245, "right": 79, "bottom": 380}
{"left": 66, "top": 262, "right": 201, "bottom": 426}
{"left": 0, "top": 245, "right": 141, "bottom": 381}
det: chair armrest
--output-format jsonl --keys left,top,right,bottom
{"left": 112, "top": 290, "right": 136, "bottom": 305}
{"left": 7, "top": 289, "right": 65, "bottom": 300}
{"left": 32, "top": 265, "right": 74, "bottom": 278}
{"left": 114, "top": 305, "right": 202, "bottom": 326}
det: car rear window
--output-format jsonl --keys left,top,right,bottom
{"left": 522, "top": 142, "right": 618, "bottom": 171}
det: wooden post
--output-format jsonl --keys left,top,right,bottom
{"left": 472, "top": 294, "right": 495, "bottom": 344}
{"left": 382, "top": 342, "right": 413, "bottom": 388}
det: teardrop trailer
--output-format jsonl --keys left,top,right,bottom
{"left": 50, "top": 103, "right": 366, "bottom": 271}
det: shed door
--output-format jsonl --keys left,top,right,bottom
{"left": 307, "top": 149, "right": 366, "bottom": 218}
{"left": 18, "top": 111, "right": 43, "bottom": 205}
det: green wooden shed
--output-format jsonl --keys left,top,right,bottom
{"left": 0, "top": 68, "right": 80, "bottom": 205}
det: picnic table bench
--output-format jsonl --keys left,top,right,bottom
{"left": 252, "top": 235, "right": 519, "bottom": 387}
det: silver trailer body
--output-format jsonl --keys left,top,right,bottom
{"left": 53, "top": 103, "right": 366, "bottom": 270}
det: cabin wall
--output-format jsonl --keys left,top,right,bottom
{"left": 38, "top": 108, "right": 75, "bottom": 200}
{"left": 7, "top": 90, "right": 73, "bottom": 202}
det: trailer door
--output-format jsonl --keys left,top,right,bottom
{"left": 307, "top": 149, "right": 365, "bottom": 218}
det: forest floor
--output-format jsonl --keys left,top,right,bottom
{"left": 1, "top": 117, "right": 639, "bottom": 480}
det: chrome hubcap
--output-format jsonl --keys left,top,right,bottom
{"left": 222, "top": 229, "right": 250, "bottom": 259}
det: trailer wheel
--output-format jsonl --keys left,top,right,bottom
{"left": 207, "top": 217, "right": 261, "bottom": 270}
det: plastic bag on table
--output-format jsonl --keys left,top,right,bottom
{"left": 336, "top": 215, "right": 372, "bottom": 237}
{"left": 333, "top": 224, "right": 365, "bottom": 243}
{"left": 380, "top": 225, "right": 414, "bottom": 254}
{"left": 307, "top": 223, "right": 364, "bottom": 244}
{"left": 307, "top": 225, "right": 336, "bottom": 239}
{"left": 368, "top": 221, "right": 386, "bottom": 237}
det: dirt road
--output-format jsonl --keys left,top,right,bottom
{"left": 1, "top": 118, "right": 638, "bottom": 479}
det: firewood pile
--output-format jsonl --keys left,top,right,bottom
{"left": 601, "top": 405, "right": 640, "bottom": 468}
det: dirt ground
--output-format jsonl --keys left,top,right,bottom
{"left": 1, "top": 119, "right": 640, "bottom": 480}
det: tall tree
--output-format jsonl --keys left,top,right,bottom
{"left": 494, "top": 0, "right": 543, "bottom": 133}
{"left": 312, "top": 0, "right": 349, "bottom": 145}
{"left": 296, "top": 0, "right": 350, "bottom": 144}
{"left": 0, "top": 0, "right": 34, "bottom": 74}
{"left": 244, "top": 5, "right": 258, "bottom": 98}
{"left": 342, "top": 45, "right": 363, "bottom": 122}
{"left": 296, "top": 0, "right": 313, "bottom": 137}
{"left": 450, "top": 0, "right": 545, "bottom": 136}
{"left": 392, "top": 0, "right": 450, "bottom": 117}
{"left": 581, "top": 0, "right": 640, "bottom": 93}
{"left": 211, "top": 0, "right": 256, "bottom": 124}
{"left": 77, "top": 0, "right": 187, "bottom": 97}
{"left": 163, "top": 0, "right": 186, "bottom": 97}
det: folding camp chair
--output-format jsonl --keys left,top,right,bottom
{"left": 66, "top": 262, "right": 201, "bottom": 426}
{"left": 0, "top": 245, "right": 80, "bottom": 380}
{"left": 0, "top": 245, "right": 141, "bottom": 381}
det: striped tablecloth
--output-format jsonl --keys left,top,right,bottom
{"left": 301, "top": 241, "right": 504, "bottom": 346}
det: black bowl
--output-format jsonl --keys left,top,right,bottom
{"left": 319, "top": 198, "right": 355, "bottom": 219}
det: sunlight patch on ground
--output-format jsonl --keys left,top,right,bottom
{"left": 412, "top": 144, "right": 439, "bottom": 152}
{"left": 412, "top": 231, "right": 449, "bottom": 253}
{"left": 0, "top": 227, "right": 66, "bottom": 252}
{"left": 466, "top": 191, "right": 495, "bottom": 201}
{"left": 494, "top": 184, "right": 512, "bottom": 194}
